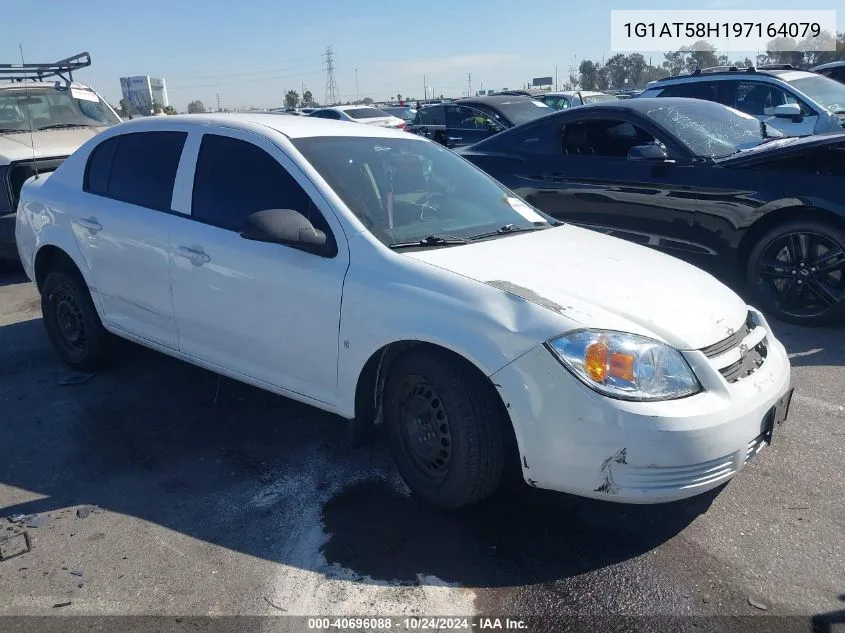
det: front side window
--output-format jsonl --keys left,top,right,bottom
{"left": 292, "top": 136, "right": 553, "bottom": 248}
{"left": 85, "top": 131, "right": 186, "bottom": 210}
{"left": 446, "top": 106, "right": 495, "bottom": 130}
{"left": 561, "top": 119, "right": 656, "bottom": 157}
{"left": 541, "top": 95, "right": 570, "bottom": 110}
{"left": 733, "top": 81, "right": 811, "bottom": 116}
{"left": 192, "top": 134, "right": 330, "bottom": 237}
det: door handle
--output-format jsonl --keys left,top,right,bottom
{"left": 540, "top": 172, "right": 568, "bottom": 182}
{"left": 177, "top": 246, "right": 211, "bottom": 266}
{"left": 74, "top": 217, "right": 102, "bottom": 233}
{"left": 448, "top": 136, "right": 463, "bottom": 141}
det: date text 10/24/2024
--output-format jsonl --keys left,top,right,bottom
{"left": 307, "top": 618, "right": 528, "bottom": 630}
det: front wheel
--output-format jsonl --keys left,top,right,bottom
{"left": 747, "top": 220, "right": 845, "bottom": 326}
{"left": 384, "top": 348, "right": 506, "bottom": 509}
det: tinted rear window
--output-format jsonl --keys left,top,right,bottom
{"left": 84, "top": 132, "right": 186, "bottom": 210}
{"left": 345, "top": 108, "right": 389, "bottom": 119}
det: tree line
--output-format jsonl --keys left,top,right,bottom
{"left": 575, "top": 32, "right": 845, "bottom": 91}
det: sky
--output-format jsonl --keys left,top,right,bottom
{"left": 2, "top": 0, "right": 842, "bottom": 111}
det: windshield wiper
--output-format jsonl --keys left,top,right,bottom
{"left": 36, "top": 123, "right": 89, "bottom": 131}
{"left": 468, "top": 223, "right": 549, "bottom": 241}
{"left": 389, "top": 234, "right": 468, "bottom": 249}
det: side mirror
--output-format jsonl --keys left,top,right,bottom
{"left": 627, "top": 143, "right": 669, "bottom": 161}
{"left": 240, "top": 209, "right": 330, "bottom": 255}
{"left": 772, "top": 103, "right": 802, "bottom": 119}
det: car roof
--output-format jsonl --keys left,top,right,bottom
{"left": 811, "top": 61, "right": 845, "bottom": 71}
{"left": 457, "top": 95, "right": 537, "bottom": 106}
{"left": 543, "top": 91, "right": 606, "bottom": 97}
{"left": 651, "top": 68, "right": 816, "bottom": 85}
{"left": 102, "top": 112, "right": 418, "bottom": 140}
{"left": 323, "top": 104, "right": 386, "bottom": 112}
{"left": 0, "top": 81, "right": 95, "bottom": 91}
{"left": 548, "top": 96, "right": 726, "bottom": 114}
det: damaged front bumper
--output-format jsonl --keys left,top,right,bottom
{"left": 491, "top": 314, "right": 791, "bottom": 504}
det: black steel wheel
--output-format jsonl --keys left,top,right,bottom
{"left": 41, "top": 264, "right": 116, "bottom": 371}
{"left": 749, "top": 220, "right": 845, "bottom": 326}
{"left": 385, "top": 348, "right": 506, "bottom": 509}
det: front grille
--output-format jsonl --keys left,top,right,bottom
{"left": 720, "top": 341, "right": 768, "bottom": 383}
{"left": 6, "top": 157, "right": 66, "bottom": 209}
{"left": 700, "top": 311, "right": 754, "bottom": 358}
{"left": 699, "top": 311, "right": 768, "bottom": 383}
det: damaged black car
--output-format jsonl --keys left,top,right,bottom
{"left": 460, "top": 97, "right": 845, "bottom": 326}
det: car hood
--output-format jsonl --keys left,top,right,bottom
{"left": 715, "top": 130, "right": 845, "bottom": 166}
{"left": 0, "top": 127, "right": 108, "bottom": 163}
{"left": 404, "top": 224, "right": 748, "bottom": 350}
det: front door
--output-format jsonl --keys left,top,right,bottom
{"left": 168, "top": 129, "right": 348, "bottom": 405}
{"left": 729, "top": 81, "right": 819, "bottom": 136}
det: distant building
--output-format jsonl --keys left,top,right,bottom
{"left": 120, "top": 76, "right": 168, "bottom": 113}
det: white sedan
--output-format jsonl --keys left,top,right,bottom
{"left": 15, "top": 114, "right": 793, "bottom": 509}
{"left": 308, "top": 105, "right": 406, "bottom": 128}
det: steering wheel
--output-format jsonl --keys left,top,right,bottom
{"left": 416, "top": 191, "right": 447, "bottom": 219}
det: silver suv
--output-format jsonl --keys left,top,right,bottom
{"left": 1, "top": 53, "right": 119, "bottom": 262}
{"left": 639, "top": 65, "right": 845, "bottom": 137}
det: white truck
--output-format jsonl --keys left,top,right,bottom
{"left": 1, "top": 52, "right": 120, "bottom": 263}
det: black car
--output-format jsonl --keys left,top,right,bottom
{"left": 460, "top": 97, "right": 845, "bottom": 326}
{"left": 407, "top": 95, "right": 554, "bottom": 149}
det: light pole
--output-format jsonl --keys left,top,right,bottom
{"left": 355, "top": 68, "right": 359, "bottom": 104}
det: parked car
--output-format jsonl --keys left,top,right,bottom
{"left": 1, "top": 52, "right": 119, "bottom": 263}
{"left": 638, "top": 66, "right": 845, "bottom": 136}
{"left": 811, "top": 61, "right": 845, "bottom": 85}
{"left": 460, "top": 97, "right": 845, "bottom": 326}
{"left": 407, "top": 95, "right": 553, "bottom": 148}
{"left": 537, "top": 91, "right": 618, "bottom": 110}
{"left": 308, "top": 105, "right": 405, "bottom": 129}
{"left": 15, "top": 113, "right": 791, "bottom": 509}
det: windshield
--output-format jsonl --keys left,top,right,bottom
{"left": 292, "top": 136, "right": 552, "bottom": 247}
{"left": 786, "top": 75, "right": 845, "bottom": 113}
{"left": 493, "top": 99, "right": 553, "bottom": 125}
{"left": 0, "top": 86, "right": 120, "bottom": 132}
{"left": 345, "top": 108, "right": 390, "bottom": 119}
{"left": 583, "top": 93, "right": 618, "bottom": 104}
{"left": 644, "top": 100, "right": 784, "bottom": 158}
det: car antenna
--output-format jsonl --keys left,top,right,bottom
{"left": 18, "top": 43, "right": 39, "bottom": 181}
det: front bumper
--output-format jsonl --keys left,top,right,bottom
{"left": 492, "top": 312, "right": 791, "bottom": 503}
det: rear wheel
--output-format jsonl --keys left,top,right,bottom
{"left": 384, "top": 348, "right": 506, "bottom": 509}
{"left": 747, "top": 220, "right": 845, "bottom": 326}
{"left": 41, "top": 265, "right": 116, "bottom": 371}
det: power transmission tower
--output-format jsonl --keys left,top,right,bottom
{"left": 467, "top": 73, "right": 472, "bottom": 97}
{"left": 216, "top": 92, "right": 221, "bottom": 112}
{"left": 323, "top": 46, "right": 339, "bottom": 105}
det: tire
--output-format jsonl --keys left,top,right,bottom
{"left": 41, "top": 264, "right": 116, "bottom": 371}
{"left": 384, "top": 348, "right": 505, "bottom": 509}
{"left": 747, "top": 219, "right": 845, "bottom": 327}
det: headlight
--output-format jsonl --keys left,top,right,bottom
{"left": 546, "top": 330, "right": 701, "bottom": 402}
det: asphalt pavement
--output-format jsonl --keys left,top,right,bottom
{"left": 0, "top": 268, "right": 843, "bottom": 632}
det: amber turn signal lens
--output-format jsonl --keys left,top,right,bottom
{"left": 584, "top": 340, "right": 609, "bottom": 382}
{"left": 609, "top": 352, "right": 635, "bottom": 381}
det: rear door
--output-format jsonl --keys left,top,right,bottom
{"left": 409, "top": 105, "right": 446, "bottom": 144}
{"left": 72, "top": 130, "right": 186, "bottom": 348}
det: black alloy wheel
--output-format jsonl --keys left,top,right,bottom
{"left": 750, "top": 221, "right": 845, "bottom": 326}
